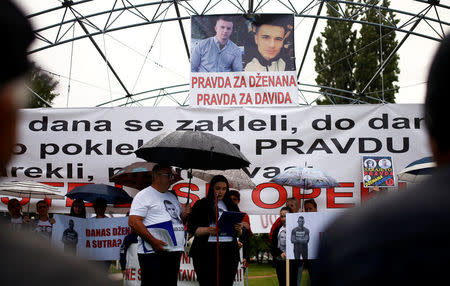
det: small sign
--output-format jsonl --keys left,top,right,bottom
{"left": 362, "top": 156, "right": 395, "bottom": 187}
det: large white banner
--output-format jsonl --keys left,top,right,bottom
{"left": 0, "top": 104, "right": 428, "bottom": 214}
{"left": 123, "top": 250, "right": 245, "bottom": 286}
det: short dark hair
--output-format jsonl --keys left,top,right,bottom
{"left": 164, "top": 200, "right": 174, "bottom": 206}
{"left": 280, "top": 206, "right": 292, "bottom": 213}
{"left": 425, "top": 34, "right": 450, "bottom": 152}
{"left": 216, "top": 16, "right": 234, "bottom": 24}
{"left": 152, "top": 164, "right": 171, "bottom": 180}
{"left": 7, "top": 198, "right": 20, "bottom": 209}
{"left": 304, "top": 199, "right": 317, "bottom": 209}
{"left": 1, "top": 0, "right": 34, "bottom": 86}
{"left": 251, "top": 14, "right": 290, "bottom": 34}
{"left": 93, "top": 198, "right": 107, "bottom": 208}
{"left": 229, "top": 189, "right": 240, "bottom": 200}
{"left": 36, "top": 200, "right": 48, "bottom": 208}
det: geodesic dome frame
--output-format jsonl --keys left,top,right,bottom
{"left": 24, "top": 0, "right": 450, "bottom": 107}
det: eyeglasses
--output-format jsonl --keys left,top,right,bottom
{"left": 159, "top": 173, "right": 175, "bottom": 179}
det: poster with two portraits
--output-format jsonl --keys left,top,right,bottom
{"left": 190, "top": 14, "right": 298, "bottom": 107}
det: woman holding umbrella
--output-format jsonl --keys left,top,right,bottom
{"left": 187, "top": 175, "right": 243, "bottom": 286}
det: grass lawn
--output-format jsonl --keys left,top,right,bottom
{"left": 248, "top": 263, "right": 278, "bottom": 286}
{"left": 247, "top": 262, "right": 310, "bottom": 286}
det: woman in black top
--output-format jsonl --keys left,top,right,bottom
{"left": 187, "top": 175, "right": 242, "bottom": 286}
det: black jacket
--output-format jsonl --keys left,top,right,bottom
{"left": 187, "top": 198, "right": 240, "bottom": 259}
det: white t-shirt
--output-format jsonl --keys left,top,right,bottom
{"left": 10, "top": 217, "right": 23, "bottom": 232}
{"left": 35, "top": 219, "right": 53, "bottom": 240}
{"left": 130, "top": 186, "right": 184, "bottom": 254}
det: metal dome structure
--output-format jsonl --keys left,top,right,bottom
{"left": 20, "top": 0, "right": 450, "bottom": 107}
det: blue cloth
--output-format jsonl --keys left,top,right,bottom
{"left": 119, "top": 232, "right": 138, "bottom": 271}
{"left": 191, "top": 36, "right": 242, "bottom": 72}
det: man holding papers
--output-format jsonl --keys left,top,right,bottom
{"left": 187, "top": 175, "right": 245, "bottom": 286}
{"left": 129, "top": 165, "right": 189, "bottom": 286}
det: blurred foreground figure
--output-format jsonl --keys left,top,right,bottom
{"left": 0, "top": 1, "right": 118, "bottom": 285}
{"left": 313, "top": 34, "right": 450, "bottom": 286}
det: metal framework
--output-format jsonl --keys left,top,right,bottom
{"left": 25, "top": 0, "right": 450, "bottom": 107}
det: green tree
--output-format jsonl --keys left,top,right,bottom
{"left": 314, "top": 0, "right": 399, "bottom": 104}
{"left": 27, "top": 63, "right": 59, "bottom": 108}
{"left": 249, "top": 233, "right": 271, "bottom": 264}
{"left": 354, "top": 0, "right": 399, "bottom": 103}
{"left": 314, "top": 2, "right": 357, "bottom": 104}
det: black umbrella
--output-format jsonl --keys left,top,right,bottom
{"left": 135, "top": 131, "right": 250, "bottom": 202}
{"left": 135, "top": 131, "right": 250, "bottom": 170}
{"left": 66, "top": 183, "right": 133, "bottom": 204}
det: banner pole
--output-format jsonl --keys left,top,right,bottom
{"left": 286, "top": 259, "right": 290, "bottom": 286}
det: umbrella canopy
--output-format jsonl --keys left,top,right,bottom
{"left": 0, "top": 181, "right": 64, "bottom": 199}
{"left": 135, "top": 131, "right": 250, "bottom": 170}
{"left": 191, "top": 169, "right": 256, "bottom": 190}
{"left": 110, "top": 162, "right": 183, "bottom": 190}
{"left": 66, "top": 183, "right": 133, "bottom": 204}
{"left": 398, "top": 156, "right": 436, "bottom": 183}
{"left": 270, "top": 167, "right": 340, "bottom": 189}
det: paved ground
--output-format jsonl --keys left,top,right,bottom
{"left": 109, "top": 273, "right": 123, "bottom": 281}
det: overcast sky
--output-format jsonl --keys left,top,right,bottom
{"left": 15, "top": 0, "right": 450, "bottom": 107}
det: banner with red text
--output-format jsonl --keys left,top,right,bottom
{"left": 190, "top": 14, "right": 297, "bottom": 106}
{"left": 1, "top": 104, "right": 428, "bottom": 215}
{"left": 123, "top": 249, "right": 245, "bottom": 286}
{"left": 52, "top": 215, "right": 130, "bottom": 260}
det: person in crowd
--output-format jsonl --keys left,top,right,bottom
{"left": 304, "top": 198, "right": 317, "bottom": 213}
{"left": 91, "top": 198, "right": 112, "bottom": 270}
{"left": 229, "top": 189, "right": 252, "bottom": 267}
{"left": 129, "top": 165, "right": 189, "bottom": 286}
{"left": 244, "top": 15, "right": 294, "bottom": 71}
{"left": 187, "top": 175, "right": 242, "bottom": 286}
{"left": 32, "top": 200, "right": 56, "bottom": 241}
{"left": 191, "top": 16, "right": 243, "bottom": 72}
{"left": 0, "top": 2, "right": 117, "bottom": 285}
{"left": 62, "top": 219, "right": 79, "bottom": 255}
{"left": 69, "top": 198, "right": 86, "bottom": 218}
{"left": 271, "top": 206, "right": 298, "bottom": 286}
{"left": 269, "top": 197, "right": 299, "bottom": 243}
{"left": 269, "top": 198, "right": 303, "bottom": 285}
{"left": 312, "top": 34, "right": 450, "bottom": 286}
{"left": 93, "top": 197, "right": 107, "bottom": 218}
{"left": 119, "top": 230, "right": 138, "bottom": 280}
{"left": 6, "top": 198, "right": 30, "bottom": 231}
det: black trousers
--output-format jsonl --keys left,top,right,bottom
{"left": 192, "top": 243, "right": 239, "bottom": 286}
{"left": 138, "top": 251, "right": 182, "bottom": 286}
{"left": 275, "top": 259, "right": 300, "bottom": 286}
